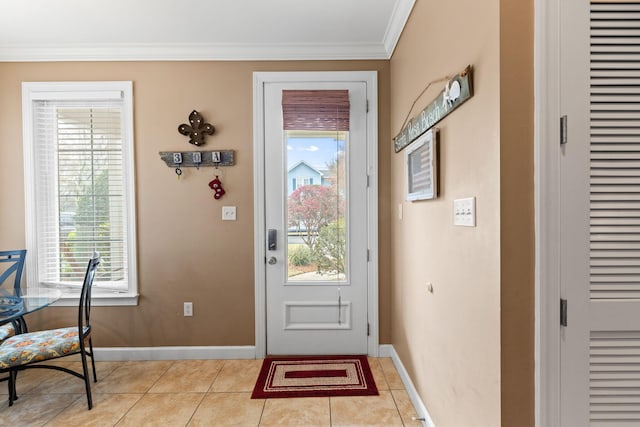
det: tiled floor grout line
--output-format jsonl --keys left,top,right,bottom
{"left": 390, "top": 389, "right": 406, "bottom": 427}
{"left": 110, "top": 360, "right": 166, "bottom": 426}
{"left": 183, "top": 391, "right": 207, "bottom": 427}
{"left": 113, "top": 393, "right": 144, "bottom": 427}
{"left": 257, "top": 397, "right": 266, "bottom": 427}
{"left": 42, "top": 394, "right": 78, "bottom": 426}
{"left": 185, "top": 359, "right": 228, "bottom": 427}
{"left": 98, "top": 361, "right": 147, "bottom": 426}
{"left": 208, "top": 359, "right": 226, "bottom": 393}
{"left": 328, "top": 396, "right": 333, "bottom": 426}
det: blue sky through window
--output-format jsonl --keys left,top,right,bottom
{"left": 287, "top": 136, "right": 345, "bottom": 171}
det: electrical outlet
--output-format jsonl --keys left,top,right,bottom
{"left": 222, "top": 206, "right": 236, "bottom": 221}
{"left": 184, "top": 302, "right": 193, "bottom": 317}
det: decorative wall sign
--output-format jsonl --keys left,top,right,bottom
{"left": 405, "top": 129, "right": 438, "bottom": 201}
{"left": 159, "top": 150, "right": 234, "bottom": 168}
{"left": 178, "top": 110, "right": 215, "bottom": 146}
{"left": 394, "top": 65, "right": 473, "bottom": 153}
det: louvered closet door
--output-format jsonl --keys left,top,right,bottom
{"left": 589, "top": 2, "right": 640, "bottom": 424}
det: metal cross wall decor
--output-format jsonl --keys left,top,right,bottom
{"left": 178, "top": 110, "right": 215, "bottom": 146}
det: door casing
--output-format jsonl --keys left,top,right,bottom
{"left": 536, "top": 0, "right": 590, "bottom": 424}
{"left": 252, "top": 71, "right": 379, "bottom": 358}
{"left": 535, "top": 0, "right": 563, "bottom": 423}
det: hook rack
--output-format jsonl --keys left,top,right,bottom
{"left": 159, "top": 150, "right": 234, "bottom": 168}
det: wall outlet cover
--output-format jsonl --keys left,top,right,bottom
{"left": 222, "top": 206, "right": 236, "bottom": 221}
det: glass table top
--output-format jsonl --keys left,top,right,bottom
{"left": 0, "top": 287, "right": 62, "bottom": 325}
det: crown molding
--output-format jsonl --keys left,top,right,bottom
{"left": 383, "top": 0, "right": 416, "bottom": 57}
{"left": 0, "top": 41, "right": 391, "bottom": 62}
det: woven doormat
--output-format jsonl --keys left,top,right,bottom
{"left": 251, "top": 355, "right": 378, "bottom": 399}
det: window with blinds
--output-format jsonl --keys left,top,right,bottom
{"left": 282, "top": 90, "right": 350, "bottom": 131}
{"left": 22, "top": 82, "right": 137, "bottom": 303}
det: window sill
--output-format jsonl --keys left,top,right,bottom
{"left": 52, "top": 292, "right": 139, "bottom": 307}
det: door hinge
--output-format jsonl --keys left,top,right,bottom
{"left": 560, "top": 298, "right": 568, "bottom": 327}
{"left": 366, "top": 99, "right": 369, "bottom": 113}
{"left": 367, "top": 249, "right": 370, "bottom": 262}
{"left": 367, "top": 323, "right": 370, "bottom": 336}
{"left": 560, "top": 115, "right": 568, "bottom": 145}
{"left": 366, "top": 174, "right": 370, "bottom": 188}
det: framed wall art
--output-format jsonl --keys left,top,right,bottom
{"left": 405, "top": 128, "right": 438, "bottom": 201}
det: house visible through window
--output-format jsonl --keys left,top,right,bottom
{"left": 22, "top": 82, "right": 137, "bottom": 305}
{"left": 282, "top": 90, "right": 349, "bottom": 281}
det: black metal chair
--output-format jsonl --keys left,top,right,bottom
{"left": 0, "top": 253, "right": 100, "bottom": 409}
{"left": 0, "top": 250, "right": 27, "bottom": 341}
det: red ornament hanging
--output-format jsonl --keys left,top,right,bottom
{"left": 208, "top": 176, "right": 226, "bottom": 199}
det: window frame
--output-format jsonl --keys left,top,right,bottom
{"left": 22, "top": 81, "right": 138, "bottom": 306}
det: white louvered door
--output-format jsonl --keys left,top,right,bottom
{"left": 562, "top": 2, "right": 640, "bottom": 425}
{"left": 590, "top": 3, "right": 640, "bottom": 424}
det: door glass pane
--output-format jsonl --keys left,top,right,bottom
{"left": 286, "top": 130, "right": 347, "bottom": 283}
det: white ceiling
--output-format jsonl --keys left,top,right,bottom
{"left": 0, "top": 0, "right": 415, "bottom": 62}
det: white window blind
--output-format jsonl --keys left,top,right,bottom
{"left": 23, "top": 82, "right": 137, "bottom": 304}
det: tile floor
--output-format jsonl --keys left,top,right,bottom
{"left": 0, "top": 357, "right": 422, "bottom": 426}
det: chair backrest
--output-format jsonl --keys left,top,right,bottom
{"left": 78, "top": 253, "right": 100, "bottom": 337}
{"left": 0, "top": 250, "right": 27, "bottom": 290}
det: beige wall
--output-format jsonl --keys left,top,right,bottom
{"left": 500, "top": 1, "right": 535, "bottom": 425}
{"left": 0, "top": 60, "right": 392, "bottom": 346}
{"left": 0, "top": 3, "right": 536, "bottom": 423}
{"left": 389, "top": 0, "right": 534, "bottom": 426}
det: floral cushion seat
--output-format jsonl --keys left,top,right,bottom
{"left": 0, "top": 327, "right": 86, "bottom": 369}
{"left": 0, "top": 323, "right": 15, "bottom": 342}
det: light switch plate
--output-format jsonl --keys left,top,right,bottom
{"left": 183, "top": 302, "right": 193, "bottom": 317}
{"left": 453, "top": 197, "right": 476, "bottom": 227}
{"left": 222, "top": 206, "right": 236, "bottom": 221}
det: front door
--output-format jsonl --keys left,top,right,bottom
{"left": 260, "top": 75, "right": 371, "bottom": 355}
{"left": 559, "top": 1, "right": 640, "bottom": 424}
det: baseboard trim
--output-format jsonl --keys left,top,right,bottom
{"left": 94, "top": 346, "right": 256, "bottom": 361}
{"left": 380, "top": 344, "right": 435, "bottom": 427}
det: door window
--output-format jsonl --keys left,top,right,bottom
{"left": 286, "top": 130, "right": 348, "bottom": 282}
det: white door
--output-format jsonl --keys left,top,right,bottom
{"left": 261, "top": 76, "right": 371, "bottom": 355}
{"left": 559, "top": 1, "right": 640, "bottom": 424}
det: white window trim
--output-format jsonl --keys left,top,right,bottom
{"left": 22, "top": 81, "right": 138, "bottom": 306}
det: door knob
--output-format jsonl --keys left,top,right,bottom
{"left": 268, "top": 257, "right": 277, "bottom": 265}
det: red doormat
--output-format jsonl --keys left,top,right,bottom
{"left": 251, "top": 355, "right": 379, "bottom": 399}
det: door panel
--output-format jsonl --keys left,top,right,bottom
{"left": 561, "top": 1, "right": 640, "bottom": 424}
{"left": 263, "top": 80, "right": 369, "bottom": 355}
